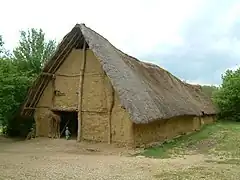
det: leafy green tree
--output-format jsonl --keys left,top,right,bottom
{"left": 0, "top": 28, "right": 56, "bottom": 136}
{"left": 0, "top": 58, "right": 34, "bottom": 135}
{"left": 201, "top": 85, "right": 218, "bottom": 98}
{"left": 0, "top": 35, "right": 6, "bottom": 58}
{"left": 0, "top": 35, "right": 3, "bottom": 54}
{"left": 213, "top": 68, "right": 240, "bottom": 121}
{"left": 13, "top": 28, "right": 56, "bottom": 74}
{"left": 0, "top": 35, "right": 11, "bottom": 58}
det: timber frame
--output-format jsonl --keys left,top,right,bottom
{"left": 21, "top": 26, "right": 89, "bottom": 117}
{"left": 22, "top": 40, "right": 88, "bottom": 142}
{"left": 77, "top": 40, "right": 86, "bottom": 142}
{"left": 108, "top": 84, "right": 115, "bottom": 144}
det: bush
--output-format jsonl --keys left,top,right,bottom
{"left": 0, "top": 28, "right": 56, "bottom": 137}
{"left": 4, "top": 114, "right": 34, "bottom": 137}
{"left": 213, "top": 68, "right": 240, "bottom": 121}
{"left": 0, "top": 59, "right": 35, "bottom": 137}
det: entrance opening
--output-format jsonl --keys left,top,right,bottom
{"left": 57, "top": 111, "right": 78, "bottom": 139}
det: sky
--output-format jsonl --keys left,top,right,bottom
{"left": 0, "top": 0, "right": 240, "bottom": 85}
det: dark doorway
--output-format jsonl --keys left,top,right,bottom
{"left": 57, "top": 111, "right": 78, "bottom": 139}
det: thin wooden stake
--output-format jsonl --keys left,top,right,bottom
{"left": 42, "top": 72, "right": 81, "bottom": 77}
{"left": 77, "top": 40, "right": 87, "bottom": 142}
{"left": 108, "top": 83, "right": 115, "bottom": 144}
{"left": 60, "top": 118, "right": 70, "bottom": 137}
{"left": 28, "top": 77, "right": 46, "bottom": 108}
{"left": 52, "top": 75, "right": 56, "bottom": 108}
{"left": 24, "top": 106, "right": 49, "bottom": 109}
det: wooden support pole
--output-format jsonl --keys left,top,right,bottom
{"left": 28, "top": 78, "right": 46, "bottom": 107}
{"left": 49, "top": 32, "right": 79, "bottom": 73}
{"left": 41, "top": 72, "right": 81, "bottom": 77}
{"left": 50, "top": 76, "right": 56, "bottom": 138}
{"left": 77, "top": 40, "right": 87, "bottom": 142}
{"left": 41, "top": 72, "right": 53, "bottom": 76}
{"left": 108, "top": 84, "right": 115, "bottom": 144}
{"left": 24, "top": 106, "right": 50, "bottom": 109}
{"left": 60, "top": 119, "right": 70, "bottom": 137}
{"left": 51, "top": 74, "right": 56, "bottom": 108}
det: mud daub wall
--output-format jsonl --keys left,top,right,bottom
{"left": 34, "top": 49, "right": 82, "bottom": 136}
{"left": 201, "top": 115, "right": 216, "bottom": 125}
{"left": 81, "top": 49, "right": 133, "bottom": 145}
{"left": 34, "top": 49, "right": 133, "bottom": 145}
{"left": 133, "top": 115, "right": 215, "bottom": 147}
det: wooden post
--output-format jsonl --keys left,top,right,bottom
{"left": 108, "top": 85, "right": 115, "bottom": 144}
{"left": 52, "top": 74, "right": 56, "bottom": 108}
{"left": 77, "top": 40, "right": 87, "bottom": 142}
{"left": 48, "top": 75, "right": 56, "bottom": 138}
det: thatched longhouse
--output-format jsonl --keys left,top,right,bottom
{"left": 21, "top": 23, "right": 216, "bottom": 147}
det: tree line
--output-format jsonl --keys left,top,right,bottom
{"left": 0, "top": 27, "right": 239, "bottom": 137}
{"left": 201, "top": 70, "right": 240, "bottom": 122}
{"left": 0, "top": 29, "right": 56, "bottom": 136}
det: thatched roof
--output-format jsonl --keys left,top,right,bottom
{"left": 21, "top": 23, "right": 216, "bottom": 124}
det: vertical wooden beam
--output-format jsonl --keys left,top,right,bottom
{"left": 77, "top": 40, "right": 87, "bottom": 142}
{"left": 51, "top": 74, "right": 56, "bottom": 108}
{"left": 108, "top": 84, "right": 115, "bottom": 144}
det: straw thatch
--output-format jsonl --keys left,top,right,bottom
{"left": 21, "top": 23, "right": 216, "bottom": 124}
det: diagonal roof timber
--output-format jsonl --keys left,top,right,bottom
{"left": 29, "top": 34, "right": 83, "bottom": 108}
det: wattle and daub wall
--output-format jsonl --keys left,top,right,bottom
{"left": 34, "top": 48, "right": 133, "bottom": 145}
{"left": 133, "top": 115, "right": 215, "bottom": 147}
{"left": 34, "top": 48, "right": 215, "bottom": 147}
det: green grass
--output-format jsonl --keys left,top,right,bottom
{"left": 141, "top": 121, "right": 240, "bottom": 159}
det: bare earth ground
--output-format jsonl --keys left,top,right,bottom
{"left": 0, "top": 135, "right": 240, "bottom": 180}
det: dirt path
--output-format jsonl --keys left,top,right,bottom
{"left": 0, "top": 137, "right": 238, "bottom": 180}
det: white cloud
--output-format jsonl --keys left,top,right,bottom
{"left": 1, "top": 0, "right": 240, "bottom": 85}
{"left": 210, "top": 38, "right": 240, "bottom": 56}
{"left": 228, "top": 64, "right": 240, "bottom": 71}
{"left": 0, "top": 0, "right": 203, "bottom": 57}
{"left": 185, "top": 79, "right": 219, "bottom": 87}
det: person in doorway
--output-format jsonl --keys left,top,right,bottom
{"left": 65, "top": 127, "right": 71, "bottom": 140}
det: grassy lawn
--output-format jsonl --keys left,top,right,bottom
{"left": 142, "top": 121, "right": 240, "bottom": 159}
{"left": 142, "top": 121, "right": 240, "bottom": 179}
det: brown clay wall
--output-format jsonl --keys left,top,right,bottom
{"left": 54, "top": 49, "right": 81, "bottom": 109}
{"left": 34, "top": 48, "right": 133, "bottom": 144}
{"left": 34, "top": 80, "right": 53, "bottom": 136}
{"left": 81, "top": 50, "right": 108, "bottom": 142}
{"left": 193, "top": 116, "right": 201, "bottom": 130}
{"left": 81, "top": 50, "right": 133, "bottom": 145}
{"left": 201, "top": 115, "right": 216, "bottom": 125}
{"left": 133, "top": 115, "right": 214, "bottom": 147}
{"left": 110, "top": 95, "right": 134, "bottom": 146}
{"left": 33, "top": 49, "right": 81, "bottom": 137}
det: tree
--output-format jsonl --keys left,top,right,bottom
{"left": 0, "top": 35, "right": 11, "bottom": 58}
{"left": 13, "top": 28, "right": 56, "bottom": 74}
{"left": 0, "top": 58, "right": 34, "bottom": 135}
{"left": 213, "top": 68, "right": 240, "bottom": 121}
{"left": 0, "top": 35, "right": 6, "bottom": 58}
{"left": 201, "top": 85, "right": 218, "bottom": 98}
{"left": 0, "top": 35, "right": 3, "bottom": 54}
{"left": 0, "top": 28, "right": 56, "bottom": 136}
